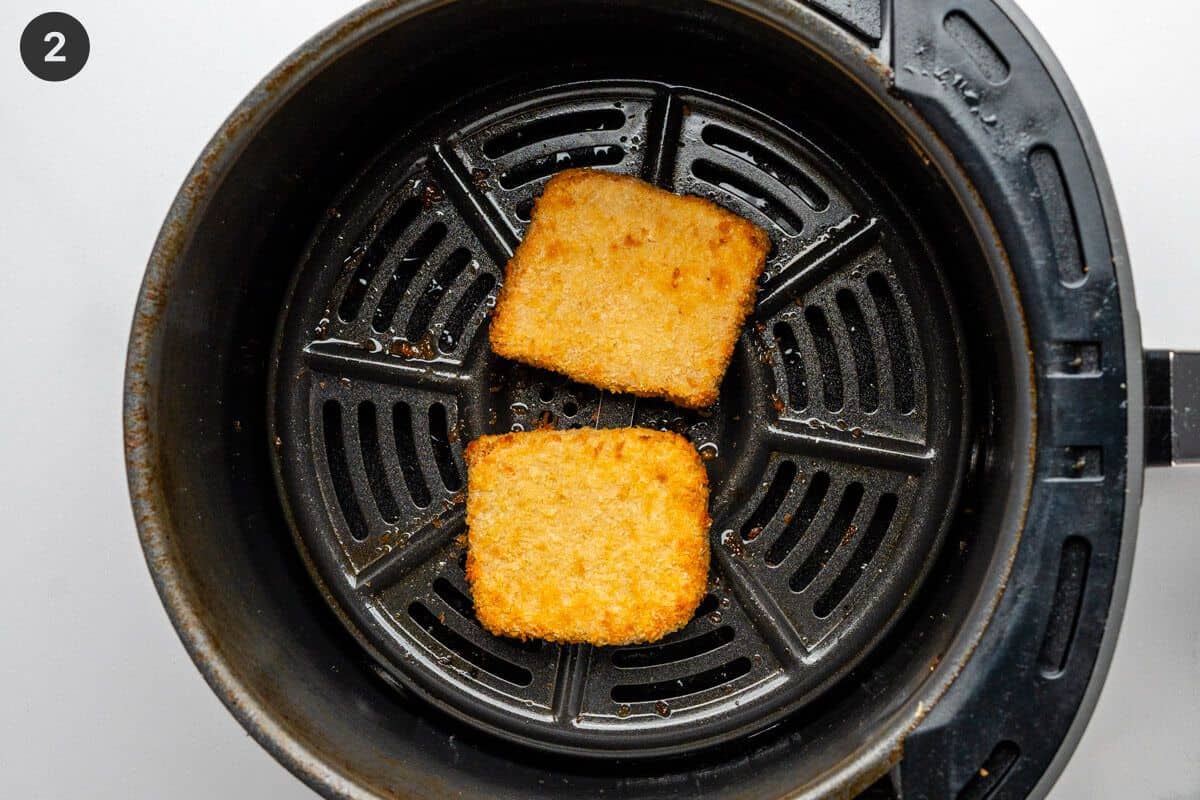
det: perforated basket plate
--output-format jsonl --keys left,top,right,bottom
{"left": 270, "top": 81, "right": 967, "bottom": 757}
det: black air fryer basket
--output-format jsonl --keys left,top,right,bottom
{"left": 124, "top": 1, "right": 1200, "bottom": 797}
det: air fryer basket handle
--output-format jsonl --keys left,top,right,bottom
{"left": 1144, "top": 350, "right": 1200, "bottom": 466}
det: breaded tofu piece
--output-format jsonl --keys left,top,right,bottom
{"left": 489, "top": 169, "right": 770, "bottom": 409}
{"left": 464, "top": 428, "right": 711, "bottom": 645}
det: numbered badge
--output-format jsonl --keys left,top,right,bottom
{"left": 21, "top": 12, "right": 89, "bottom": 82}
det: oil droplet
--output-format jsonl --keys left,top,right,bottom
{"left": 708, "top": 611, "right": 722, "bottom": 624}
{"left": 654, "top": 701, "right": 671, "bottom": 717}
{"left": 390, "top": 337, "right": 436, "bottom": 360}
{"left": 420, "top": 182, "right": 444, "bottom": 206}
{"left": 616, "top": 704, "right": 631, "bottom": 718}
{"left": 510, "top": 402, "right": 529, "bottom": 416}
{"left": 719, "top": 596, "right": 731, "bottom": 608}
{"left": 510, "top": 422, "right": 525, "bottom": 432}
{"left": 850, "top": 427, "right": 864, "bottom": 439}
{"left": 698, "top": 442, "right": 719, "bottom": 461}
{"left": 745, "top": 525, "right": 764, "bottom": 541}
{"left": 719, "top": 530, "right": 745, "bottom": 558}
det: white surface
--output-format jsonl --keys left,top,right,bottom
{"left": 0, "top": 2, "right": 1196, "bottom": 798}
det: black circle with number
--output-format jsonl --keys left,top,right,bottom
{"left": 20, "top": 12, "right": 89, "bottom": 82}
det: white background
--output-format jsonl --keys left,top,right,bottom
{"left": 1, "top": 2, "right": 1197, "bottom": 798}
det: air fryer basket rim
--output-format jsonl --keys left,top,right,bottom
{"left": 123, "top": 1, "right": 1142, "bottom": 798}
{"left": 987, "top": 3, "right": 1139, "bottom": 794}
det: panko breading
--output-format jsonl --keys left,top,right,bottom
{"left": 464, "top": 428, "right": 711, "bottom": 645}
{"left": 489, "top": 169, "right": 770, "bottom": 409}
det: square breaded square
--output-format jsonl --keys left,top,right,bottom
{"left": 464, "top": 428, "right": 711, "bottom": 645}
{"left": 489, "top": 169, "right": 770, "bottom": 408}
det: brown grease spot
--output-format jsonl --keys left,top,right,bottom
{"left": 390, "top": 333, "right": 437, "bottom": 360}
{"left": 420, "top": 182, "right": 444, "bottom": 207}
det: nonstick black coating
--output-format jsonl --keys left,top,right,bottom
{"left": 271, "top": 80, "right": 968, "bottom": 756}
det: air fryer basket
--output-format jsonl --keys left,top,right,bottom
{"left": 125, "top": 1, "right": 1196, "bottom": 797}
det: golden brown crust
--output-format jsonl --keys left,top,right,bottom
{"left": 464, "top": 427, "right": 711, "bottom": 645}
{"left": 489, "top": 169, "right": 770, "bottom": 409}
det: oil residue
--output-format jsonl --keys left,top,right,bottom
{"left": 719, "top": 530, "right": 745, "bottom": 558}
{"left": 391, "top": 333, "right": 437, "bottom": 360}
{"left": 420, "top": 181, "right": 445, "bottom": 207}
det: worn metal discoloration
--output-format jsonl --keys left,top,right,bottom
{"left": 124, "top": 3, "right": 456, "bottom": 798}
